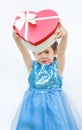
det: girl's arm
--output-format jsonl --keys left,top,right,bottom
{"left": 55, "top": 21, "right": 68, "bottom": 76}
{"left": 12, "top": 30, "right": 33, "bottom": 73}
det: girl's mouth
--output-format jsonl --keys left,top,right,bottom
{"left": 42, "top": 60, "right": 47, "bottom": 64}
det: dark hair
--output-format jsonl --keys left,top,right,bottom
{"left": 51, "top": 41, "right": 58, "bottom": 51}
{"left": 51, "top": 41, "right": 58, "bottom": 60}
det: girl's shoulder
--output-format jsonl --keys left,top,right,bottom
{"left": 31, "top": 60, "right": 38, "bottom": 69}
{"left": 32, "top": 60, "right": 38, "bottom": 66}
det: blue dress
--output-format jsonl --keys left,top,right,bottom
{"left": 11, "top": 60, "right": 82, "bottom": 130}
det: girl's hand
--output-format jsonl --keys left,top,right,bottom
{"left": 55, "top": 20, "right": 68, "bottom": 39}
{"left": 12, "top": 26, "right": 22, "bottom": 42}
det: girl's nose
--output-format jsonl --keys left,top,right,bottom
{"left": 41, "top": 53, "right": 46, "bottom": 58}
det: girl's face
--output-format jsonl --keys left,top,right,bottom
{"left": 34, "top": 46, "right": 57, "bottom": 65}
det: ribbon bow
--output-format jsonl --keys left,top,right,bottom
{"left": 14, "top": 12, "right": 37, "bottom": 40}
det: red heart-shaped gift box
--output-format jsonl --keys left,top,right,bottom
{"left": 14, "top": 9, "right": 59, "bottom": 52}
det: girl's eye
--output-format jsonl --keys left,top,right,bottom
{"left": 45, "top": 51, "right": 49, "bottom": 53}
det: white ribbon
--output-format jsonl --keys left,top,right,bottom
{"left": 14, "top": 12, "right": 37, "bottom": 40}
{"left": 14, "top": 12, "right": 59, "bottom": 41}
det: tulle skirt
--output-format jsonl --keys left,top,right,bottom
{"left": 11, "top": 88, "right": 82, "bottom": 130}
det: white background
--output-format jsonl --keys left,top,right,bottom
{"left": 0, "top": 0, "right": 82, "bottom": 129}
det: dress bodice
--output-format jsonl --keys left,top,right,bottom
{"left": 28, "top": 60, "right": 62, "bottom": 90}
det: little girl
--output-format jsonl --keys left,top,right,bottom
{"left": 11, "top": 21, "right": 82, "bottom": 130}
